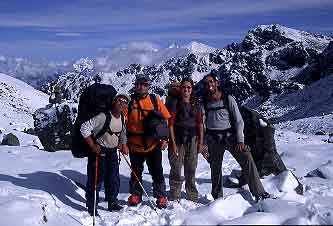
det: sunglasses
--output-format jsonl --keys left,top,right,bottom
{"left": 116, "top": 98, "right": 129, "bottom": 105}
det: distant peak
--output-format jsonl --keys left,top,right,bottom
{"left": 168, "top": 42, "right": 180, "bottom": 49}
{"left": 182, "top": 41, "right": 216, "bottom": 54}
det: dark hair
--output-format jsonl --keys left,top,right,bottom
{"left": 180, "top": 77, "right": 194, "bottom": 87}
{"left": 203, "top": 71, "right": 219, "bottom": 82}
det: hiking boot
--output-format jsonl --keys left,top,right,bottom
{"left": 128, "top": 194, "right": 142, "bottom": 206}
{"left": 156, "top": 197, "right": 168, "bottom": 209}
{"left": 255, "top": 192, "right": 271, "bottom": 203}
{"left": 87, "top": 208, "right": 99, "bottom": 217}
{"left": 108, "top": 201, "right": 124, "bottom": 212}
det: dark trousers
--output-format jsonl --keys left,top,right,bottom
{"left": 207, "top": 131, "right": 265, "bottom": 200}
{"left": 85, "top": 147, "right": 120, "bottom": 209}
{"left": 129, "top": 146, "right": 166, "bottom": 198}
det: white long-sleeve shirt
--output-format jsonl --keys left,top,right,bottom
{"left": 80, "top": 112, "right": 127, "bottom": 149}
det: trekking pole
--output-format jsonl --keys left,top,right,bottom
{"left": 93, "top": 155, "right": 99, "bottom": 226}
{"left": 118, "top": 151, "right": 159, "bottom": 213}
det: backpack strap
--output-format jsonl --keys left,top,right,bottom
{"left": 97, "top": 112, "right": 126, "bottom": 138}
{"left": 95, "top": 112, "right": 112, "bottom": 139}
{"left": 105, "top": 113, "right": 125, "bottom": 137}
{"left": 128, "top": 94, "right": 136, "bottom": 114}
{"left": 149, "top": 93, "right": 158, "bottom": 111}
{"left": 203, "top": 93, "right": 236, "bottom": 129}
{"left": 223, "top": 94, "right": 236, "bottom": 129}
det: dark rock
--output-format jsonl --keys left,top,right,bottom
{"left": 315, "top": 130, "right": 326, "bottom": 135}
{"left": 34, "top": 103, "right": 76, "bottom": 152}
{"left": 1, "top": 133, "right": 20, "bottom": 146}
{"left": 305, "top": 169, "right": 326, "bottom": 179}
{"left": 22, "top": 128, "right": 36, "bottom": 135}
{"left": 266, "top": 41, "right": 309, "bottom": 70}
{"left": 328, "top": 134, "right": 333, "bottom": 143}
{"left": 295, "top": 41, "right": 333, "bottom": 84}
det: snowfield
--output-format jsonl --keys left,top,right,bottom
{"left": 0, "top": 71, "right": 332, "bottom": 225}
{"left": 0, "top": 130, "right": 332, "bottom": 226}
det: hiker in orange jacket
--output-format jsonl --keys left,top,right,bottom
{"left": 126, "top": 74, "right": 171, "bottom": 208}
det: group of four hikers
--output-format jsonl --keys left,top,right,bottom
{"left": 79, "top": 72, "right": 271, "bottom": 216}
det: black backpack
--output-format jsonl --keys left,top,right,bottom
{"left": 71, "top": 83, "right": 117, "bottom": 158}
{"left": 128, "top": 94, "right": 169, "bottom": 141}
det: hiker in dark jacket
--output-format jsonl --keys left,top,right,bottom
{"left": 80, "top": 93, "right": 130, "bottom": 215}
{"left": 202, "top": 72, "right": 270, "bottom": 202}
{"left": 168, "top": 77, "right": 204, "bottom": 202}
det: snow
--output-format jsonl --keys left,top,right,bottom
{"left": 1, "top": 73, "right": 333, "bottom": 225}
{"left": 182, "top": 41, "right": 217, "bottom": 55}
{"left": 258, "top": 24, "right": 332, "bottom": 51}
{"left": 0, "top": 73, "right": 49, "bottom": 131}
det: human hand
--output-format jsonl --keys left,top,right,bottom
{"left": 160, "top": 139, "right": 168, "bottom": 150}
{"left": 197, "top": 143, "right": 204, "bottom": 153}
{"left": 85, "top": 135, "right": 101, "bottom": 155}
{"left": 120, "top": 144, "right": 129, "bottom": 155}
{"left": 91, "top": 143, "right": 101, "bottom": 155}
{"left": 171, "top": 142, "right": 178, "bottom": 157}
{"left": 234, "top": 143, "right": 246, "bottom": 153}
{"left": 201, "top": 145, "right": 209, "bottom": 161}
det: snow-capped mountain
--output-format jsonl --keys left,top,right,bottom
{"left": 0, "top": 55, "right": 71, "bottom": 89}
{"left": 48, "top": 24, "right": 332, "bottom": 102}
{"left": 0, "top": 73, "right": 49, "bottom": 132}
{"left": 0, "top": 70, "right": 333, "bottom": 225}
{"left": 20, "top": 24, "right": 333, "bottom": 150}
{"left": 95, "top": 41, "right": 216, "bottom": 73}
{"left": 182, "top": 41, "right": 217, "bottom": 54}
{"left": 0, "top": 41, "right": 217, "bottom": 91}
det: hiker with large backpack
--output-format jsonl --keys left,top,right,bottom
{"left": 80, "top": 93, "right": 130, "bottom": 216}
{"left": 167, "top": 77, "right": 204, "bottom": 202}
{"left": 202, "top": 72, "right": 271, "bottom": 202}
{"left": 126, "top": 74, "right": 171, "bottom": 209}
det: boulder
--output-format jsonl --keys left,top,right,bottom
{"left": 315, "top": 130, "right": 326, "bottom": 135}
{"left": 33, "top": 102, "right": 77, "bottom": 152}
{"left": 1, "top": 133, "right": 20, "bottom": 146}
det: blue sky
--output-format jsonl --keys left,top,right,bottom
{"left": 0, "top": 0, "right": 332, "bottom": 62}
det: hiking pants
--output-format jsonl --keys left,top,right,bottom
{"left": 207, "top": 131, "right": 265, "bottom": 200}
{"left": 86, "top": 147, "right": 120, "bottom": 209}
{"left": 168, "top": 136, "right": 198, "bottom": 201}
{"left": 129, "top": 145, "right": 166, "bottom": 198}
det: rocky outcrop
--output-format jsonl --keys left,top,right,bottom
{"left": 33, "top": 103, "right": 77, "bottom": 151}
{"left": 36, "top": 24, "right": 333, "bottom": 150}
{"left": 1, "top": 133, "right": 20, "bottom": 146}
{"left": 295, "top": 41, "right": 333, "bottom": 84}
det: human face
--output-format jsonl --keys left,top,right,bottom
{"left": 204, "top": 75, "right": 218, "bottom": 94}
{"left": 116, "top": 97, "right": 129, "bottom": 106}
{"left": 180, "top": 81, "right": 192, "bottom": 99}
{"left": 114, "top": 97, "right": 129, "bottom": 112}
{"left": 135, "top": 81, "right": 150, "bottom": 95}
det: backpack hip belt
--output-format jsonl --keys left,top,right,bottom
{"left": 207, "top": 128, "right": 233, "bottom": 135}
